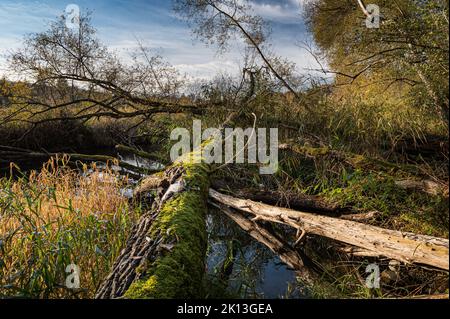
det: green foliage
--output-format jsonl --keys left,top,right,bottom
{"left": 305, "top": 0, "right": 449, "bottom": 122}
{"left": 321, "top": 170, "right": 449, "bottom": 237}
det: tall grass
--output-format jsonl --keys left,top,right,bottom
{"left": 238, "top": 86, "right": 448, "bottom": 157}
{"left": 0, "top": 157, "right": 138, "bottom": 298}
{"left": 301, "top": 99, "right": 447, "bottom": 153}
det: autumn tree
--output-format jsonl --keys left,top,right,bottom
{"left": 305, "top": 0, "right": 449, "bottom": 122}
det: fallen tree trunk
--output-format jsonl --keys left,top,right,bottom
{"left": 210, "top": 181, "right": 342, "bottom": 215}
{"left": 0, "top": 146, "right": 158, "bottom": 175}
{"left": 210, "top": 202, "right": 317, "bottom": 285}
{"left": 395, "top": 179, "right": 449, "bottom": 197}
{"left": 96, "top": 153, "right": 210, "bottom": 299}
{"left": 394, "top": 135, "right": 449, "bottom": 160}
{"left": 209, "top": 189, "right": 449, "bottom": 270}
{"left": 96, "top": 113, "right": 241, "bottom": 298}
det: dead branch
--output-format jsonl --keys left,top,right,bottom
{"left": 0, "top": 145, "right": 159, "bottom": 175}
{"left": 210, "top": 201, "right": 317, "bottom": 285}
{"left": 209, "top": 189, "right": 449, "bottom": 270}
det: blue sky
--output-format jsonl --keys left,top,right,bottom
{"left": 0, "top": 0, "right": 318, "bottom": 80}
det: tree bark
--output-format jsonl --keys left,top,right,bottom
{"left": 211, "top": 202, "right": 317, "bottom": 285}
{"left": 96, "top": 158, "right": 210, "bottom": 298}
{"left": 209, "top": 189, "right": 449, "bottom": 270}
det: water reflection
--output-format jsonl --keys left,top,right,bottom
{"left": 4, "top": 152, "right": 308, "bottom": 299}
{"left": 206, "top": 207, "right": 307, "bottom": 299}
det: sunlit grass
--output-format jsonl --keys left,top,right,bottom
{"left": 0, "top": 157, "right": 138, "bottom": 298}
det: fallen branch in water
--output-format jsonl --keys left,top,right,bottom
{"left": 0, "top": 145, "right": 159, "bottom": 175}
{"left": 209, "top": 189, "right": 449, "bottom": 271}
{"left": 210, "top": 201, "right": 317, "bottom": 285}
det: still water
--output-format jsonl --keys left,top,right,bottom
{"left": 3, "top": 152, "right": 306, "bottom": 299}
{"left": 120, "top": 154, "right": 305, "bottom": 299}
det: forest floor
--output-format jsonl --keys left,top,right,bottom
{"left": 0, "top": 112, "right": 448, "bottom": 299}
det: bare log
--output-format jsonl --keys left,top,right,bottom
{"left": 395, "top": 179, "right": 449, "bottom": 197}
{"left": 133, "top": 173, "right": 166, "bottom": 198}
{"left": 0, "top": 146, "right": 159, "bottom": 175}
{"left": 209, "top": 189, "right": 449, "bottom": 270}
{"left": 210, "top": 181, "right": 342, "bottom": 214}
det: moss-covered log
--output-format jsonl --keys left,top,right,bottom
{"left": 96, "top": 151, "right": 210, "bottom": 299}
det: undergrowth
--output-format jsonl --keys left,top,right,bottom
{"left": 0, "top": 157, "right": 138, "bottom": 298}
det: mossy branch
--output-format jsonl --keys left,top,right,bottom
{"left": 96, "top": 152, "right": 211, "bottom": 299}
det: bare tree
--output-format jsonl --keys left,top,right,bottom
{"left": 174, "top": 0, "right": 311, "bottom": 111}
{"left": 3, "top": 12, "right": 204, "bottom": 135}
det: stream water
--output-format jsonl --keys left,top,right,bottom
{"left": 117, "top": 156, "right": 307, "bottom": 298}
{"left": 205, "top": 208, "right": 304, "bottom": 298}
{"left": 3, "top": 152, "right": 306, "bottom": 299}
{"left": 117, "top": 155, "right": 306, "bottom": 299}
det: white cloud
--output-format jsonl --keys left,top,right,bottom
{"left": 0, "top": 1, "right": 62, "bottom": 77}
{"left": 175, "top": 60, "right": 240, "bottom": 80}
{"left": 246, "top": 0, "right": 303, "bottom": 23}
{"left": 0, "top": 0, "right": 321, "bottom": 82}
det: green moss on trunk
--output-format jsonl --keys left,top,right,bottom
{"left": 124, "top": 159, "right": 210, "bottom": 299}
